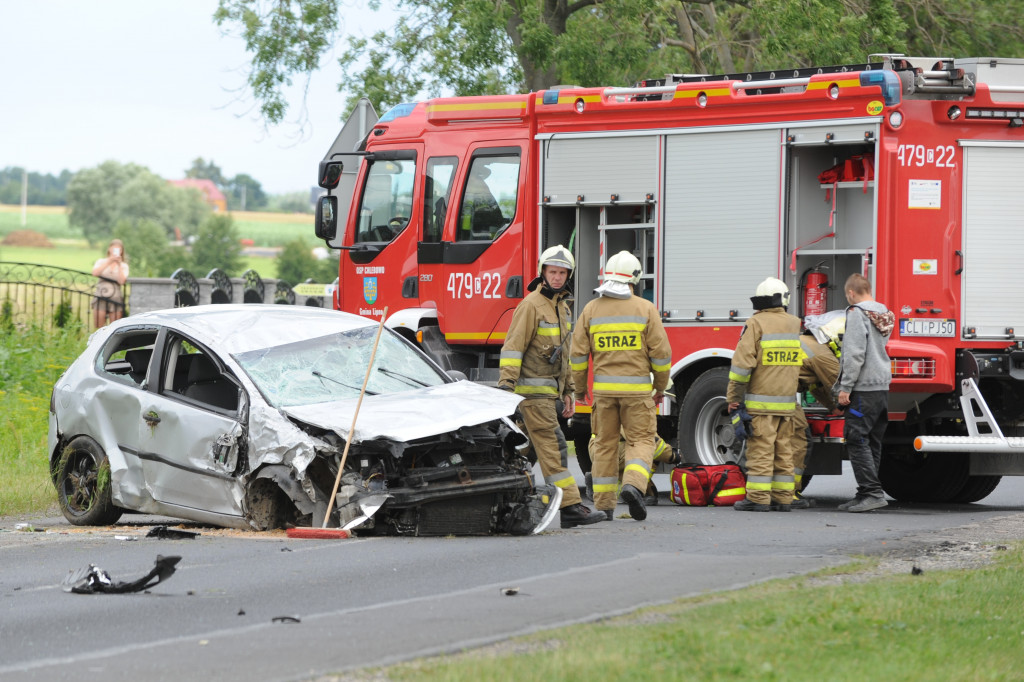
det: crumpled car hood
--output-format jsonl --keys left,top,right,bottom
{"left": 280, "top": 380, "right": 523, "bottom": 443}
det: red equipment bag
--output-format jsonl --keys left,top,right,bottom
{"left": 670, "top": 464, "right": 746, "bottom": 507}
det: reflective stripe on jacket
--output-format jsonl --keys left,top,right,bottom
{"left": 498, "top": 288, "right": 574, "bottom": 398}
{"left": 570, "top": 294, "right": 672, "bottom": 399}
{"left": 799, "top": 334, "right": 840, "bottom": 411}
{"left": 726, "top": 307, "right": 801, "bottom": 415}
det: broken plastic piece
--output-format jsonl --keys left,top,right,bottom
{"left": 146, "top": 525, "right": 199, "bottom": 540}
{"left": 62, "top": 555, "right": 182, "bottom": 594}
{"left": 272, "top": 615, "right": 301, "bottom": 624}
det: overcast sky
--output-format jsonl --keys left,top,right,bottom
{"left": 1, "top": 1, "right": 395, "bottom": 194}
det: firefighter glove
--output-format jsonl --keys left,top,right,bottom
{"left": 729, "top": 406, "right": 753, "bottom": 442}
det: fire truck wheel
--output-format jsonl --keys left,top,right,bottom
{"left": 950, "top": 475, "right": 1002, "bottom": 503}
{"left": 677, "top": 367, "right": 743, "bottom": 467}
{"left": 878, "top": 450, "right": 970, "bottom": 503}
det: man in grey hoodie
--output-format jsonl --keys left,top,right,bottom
{"left": 836, "top": 273, "right": 895, "bottom": 512}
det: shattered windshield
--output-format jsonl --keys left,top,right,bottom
{"left": 233, "top": 327, "right": 447, "bottom": 408}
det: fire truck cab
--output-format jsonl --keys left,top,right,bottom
{"left": 316, "top": 55, "right": 1024, "bottom": 504}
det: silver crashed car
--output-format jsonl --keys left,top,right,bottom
{"left": 48, "top": 305, "right": 561, "bottom": 535}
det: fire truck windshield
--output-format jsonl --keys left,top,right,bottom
{"left": 354, "top": 156, "right": 416, "bottom": 244}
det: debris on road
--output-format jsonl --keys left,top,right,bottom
{"left": 62, "top": 555, "right": 182, "bottom": 594}
{"left": 272, "top": 615, "right": 301, "bottom": 624}
{"left": 147, "top": 525, "right": 200, "bottom": 540}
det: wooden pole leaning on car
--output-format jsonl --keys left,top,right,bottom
{"left": 286, "top": 307, "right": 389, "bottom": 540}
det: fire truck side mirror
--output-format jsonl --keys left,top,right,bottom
{"left": 318, "top": 160, "right": 344, "bottom": 189}
{"left": 315, "top": 195, "right": 338, "bottom": 242}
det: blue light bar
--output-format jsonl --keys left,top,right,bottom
{"left": 379, "top": 102, "right": 417, "bottom": 122}
{"left": 859, "top": 70, "right": 901, "bottom": 106}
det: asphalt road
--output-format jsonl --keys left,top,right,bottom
{"left": 2, "top": 465, "right": 1023, "bottom": 682}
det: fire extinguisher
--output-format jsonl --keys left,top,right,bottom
{"left": 800, "top": 263, "right": 829, "bottom": 318}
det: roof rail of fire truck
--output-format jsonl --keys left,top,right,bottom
{"left": 619, "top": 55, "right": 975, "bottom": 99}
{"left": 632, "top": 61, "right": 883, "bottom": 90}
{"left": 875, "top": 54, "right": 976, "bottom": 96}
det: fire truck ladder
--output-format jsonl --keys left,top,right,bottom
{"left": 914, "top": 378, "right": 1024, "bottom": 454}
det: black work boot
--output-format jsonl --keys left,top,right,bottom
{"left": 603, "top": 509, "right": 614, "bottom": 521}
{"left": 560, "top": 503, "right": 606, "bottom": 528}
{"left": 734, "top": 498, "right": 770, "bottom": 512}
{"left": 790, "top": 492, "right": 812, "bottom": 509}
{"left": 769, "top": 501, "right": 791, "bottom": 512}
{"left": 619, "top": 484, "right": 648, "bottom": 521}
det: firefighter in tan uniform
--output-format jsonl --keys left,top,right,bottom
{"left": 570, "top": 251, "right": 672, "bottom": 521}
{"left": 498, "top": 245, "right": 605, "bottom": 529}
{"left": 727, "top": 278, "right": 802, "bottom": 511}
{"left": 588, "top": 432, "right": 680, "bottom": 507}
{"left": 791, "top": 332, "right": 841, "bottom": 508}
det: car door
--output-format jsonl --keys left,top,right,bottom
{"left": 89, "top": 327, "right": 160, "bottom": 507}
{"left": 136, "top": 330, "right": 246, "bottom": 518}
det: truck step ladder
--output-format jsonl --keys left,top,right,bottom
{"left": 914, "top": 378, "right": 1024, "bottom": 453}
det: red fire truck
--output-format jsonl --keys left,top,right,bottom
{"left": 314, "top": 55, "right": 1024, "bottom": 503}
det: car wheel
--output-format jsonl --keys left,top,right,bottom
{"left": 245, "top": 478, "right": 296, "bottom": 530}
{"left": 56, "top": 436, "right": 123, "bottom": 526}
{"left": 678, "top": 367, "right": 744, "bottom": 466}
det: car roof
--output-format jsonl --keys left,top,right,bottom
{"left": 119, "top": 305, "right": 378, "bottom": 354}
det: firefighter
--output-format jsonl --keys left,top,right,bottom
{"left": 590, "top": 431, "right": 680, "bottom": 509}
{"left": 791, "top": 331, "right": 841, "bottom": 508}
{"left": 570, "top": 251, "right": 672, "bottom": 521}
{"left": 498, "top": 245, "right": 605, "bottom": 529}
{"left": 727, "top": 277, "right": 803, "bottom": 512}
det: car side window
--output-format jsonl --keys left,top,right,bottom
{"left": 96, "top": 330, "right": 158, "bottom": 387}
{"left": 161, "top": 335, "right": 241, "bottom": 414}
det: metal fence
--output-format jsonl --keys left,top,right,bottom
{"left": 0, "top": 262, "right": 125, "bottom": 330}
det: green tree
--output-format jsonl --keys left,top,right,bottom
{"left": 268, "top": 191, "right": 313, "bottom": 213}
{"left": 276, "top": 239, "right": 338, "bottom": 284}
{"left": 67, "top": 161, "right": 210, "bottom": 245}
{"left": 226, "top": 173, "right": 267, "bottom": 211}
{"left": 112, "top": 219, "right": 190, "bottom": 278}
{"left": 191, "top": 214, "right": 244, "bottom": 277}
{"left": 0, "top": 167, "right": 73, "bottom": 206}
{"left": 275, "top": 238, "right": 317, "bottom": 285}
{"left": 185, "top": 157, "right": 227, "bottom": 189}
{"left": 216, "top": 0, "right": 1024, "bottom": 126}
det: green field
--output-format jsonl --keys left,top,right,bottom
{"left": 0, "top": 206, "right": 79, "bottom": 239}
{"left": 0, "top": 205, "right": 315, "bottom": 248}
{"left": 0, "top": 244, "right": 278, "bottom": 279}
{"left": 0, "top": 206, "right": 313, "bottom": 278}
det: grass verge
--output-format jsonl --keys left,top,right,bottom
{"left": 0, "top": 325, "right": 87, "bottom": 516}
{"left": 361, "top": 545, "right": 1024, "bottom": 682}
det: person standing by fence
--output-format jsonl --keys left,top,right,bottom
{"left": 92, "top": 239, "right": 129, "bottom": 327}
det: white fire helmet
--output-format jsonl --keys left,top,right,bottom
{"left": 603, "top": 251, "right": 642, "bottom": 285}
{"left": 752, "top": 277, "right": 791, "bottom": 310}
{"left": 537, "top": 244, "right": 575, "bottom": 276}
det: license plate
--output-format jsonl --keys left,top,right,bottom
{"left": 899, "top": 318, "right": 956, "bottom": 337}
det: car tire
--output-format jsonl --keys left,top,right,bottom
{"left": 245, "top": 478, "right": 296, "bottom": 531}
{"left": 56, "top": 436, "right": 123, "bottom": 526}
